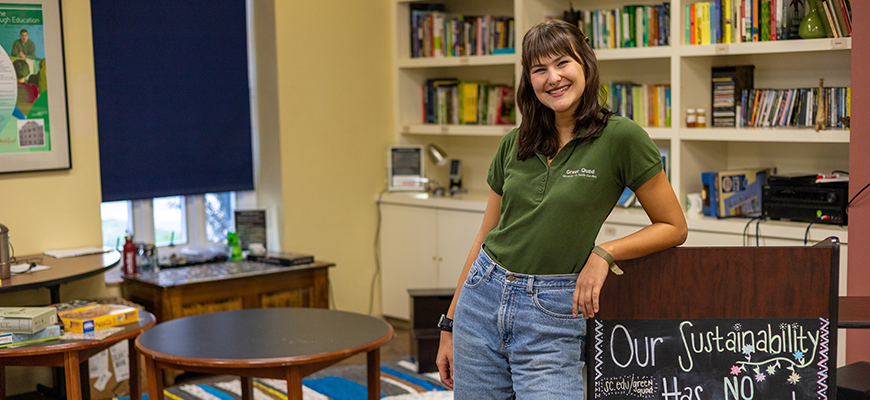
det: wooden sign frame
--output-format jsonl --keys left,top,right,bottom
{"left": 587, "top": 237, "right": 840, "bottom": 399}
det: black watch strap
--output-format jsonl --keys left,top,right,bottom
{"left": 437, "top": 314, "right": 453, "bottom": 332}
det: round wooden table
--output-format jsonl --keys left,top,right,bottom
{"left": 0, "top": 312, "right": 156, "bottom": 400}
{"left": 136, "top": 308, "right": 394, "bottom": 400}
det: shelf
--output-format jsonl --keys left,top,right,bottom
{"left": 604, "top": 208, "right": 849, "bottom": 244}
{"left": 644, "top": 127, "right": 675, "bottom": 140}
{"left": 595, "top": 46, "right": 673, "bottom": 61}
{"left": 679, "top": 37, "right": 851, "bottom": 57}
{"left": 397, "top": 54, "right": 517, "bottom": 69}
{"left": 680, "top": 128, "right": 850, "bottom": 143}
{"left": 399, "top": 124, "right": 515, "bottom": 136}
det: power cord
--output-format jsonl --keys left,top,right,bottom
{"left": 368, "top": 188, "right": 389, "bottom": 316}
{"left": 743, "top": 217, "right": 761, "bottom": 246}
{"left": 755, "top": 217, "right": 763, "bottom": 246}
{"left": 847, "top": 180, "right": 870, "bottom": 213}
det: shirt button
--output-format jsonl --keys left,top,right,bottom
{"left": 538, "top": 188, "right": 543, "bottom": 192}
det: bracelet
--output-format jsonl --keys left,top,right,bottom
{"left": 592, "top": 246, "right": 624, "bottom": 275}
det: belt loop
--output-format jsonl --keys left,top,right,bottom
{"left": 483, "top": 262, "right": 495, "bottom": 281}
{"left": 526, "top": 275, "right": 534, "bottom": 295}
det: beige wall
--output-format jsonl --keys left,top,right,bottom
{"left": 274, "top": 1, "right": 392, "bottom": 315}
{"left": 0, "top": 0, "right": 393, "bottom": 394}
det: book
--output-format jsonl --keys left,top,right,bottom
{"left": 0, "top": 325, "right": 62, "bottom": 348}
{"left": 58, "top": 304, "right": 139, "bottom": 333}
{"left": 246, "top": 251, "right": 315, "bottom": 267}
{"left": 0, "top": 307, "right": 58, "bottom": 334}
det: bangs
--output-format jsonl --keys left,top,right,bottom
{"left": 522, "top": 25, "right": 580, "bottom": 70}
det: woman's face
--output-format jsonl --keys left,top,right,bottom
{"left": 529, "top": 52, "right": 586, "bottom": 117}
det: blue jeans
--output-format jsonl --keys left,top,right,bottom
{"left": 453, "top": 246, "right": 587, "bottom": 400}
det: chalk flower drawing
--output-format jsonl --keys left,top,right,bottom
{"left": 788, "top": 372, "right": 801, "bottom": 384}
{"left": 766, "top": 365, "right": 776, "bottom": 375}
{"left": 730, "top": 365, "right": 741, "bottom": 375}
{"left": 742, "top": 344, "right": 754, "bottom": 356}
{"left": 755, "top": 372, "right": 766, "bottom": 382}
{"left": 793, "top": 350, "right": 804, "bottom": 360}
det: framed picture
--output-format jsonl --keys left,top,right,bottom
{"left": 0, "top": 0, "right": 69, "bottom": 174}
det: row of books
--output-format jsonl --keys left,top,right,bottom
{"left": 422, "top": 79, "right": 515, "bottom": 125}
{"left": 737, "top": 86, "right": 850, "bottom": 128}
{"left": 712, "top": 65, "right": 754, "bottom": 127}
{"left": 567, "top": 3, "right": 671, "bottom": 50}
{"left": 686, "top": 0, "right": 851, "bottom": 46}
{"left": 410, "top": 5, "right": 515, "bottom": 58}
{"left": 811, "top": 0, "right": 852, "bottom": 39}
{"left": 0, "top": 302, "right": 139, "bottom": 348}
{"left": 604, "top": 83, "right": 672, "bottom": 128}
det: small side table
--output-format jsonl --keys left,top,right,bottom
{"left": 0, "top": 312, "right": 156, "bottom": 400}
{"left": 408, "top": 288, "right": 454, "bottom": 373}
{"left": 136, "top": 308, "right": 393, "bottom": 400}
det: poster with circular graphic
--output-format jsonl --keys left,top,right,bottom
{"left": 0, "top": 0, "right": 69, "bottom": 174}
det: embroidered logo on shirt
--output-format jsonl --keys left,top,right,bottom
{"left": 563, "top": 168, "right": 597, "bottom": 179}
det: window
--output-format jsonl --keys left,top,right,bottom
{"left": 100, "top": 201, "right": 131, "bottom": 249}
{"left": 153, "top": 196, "right": 187, "bottom": 247}
{"left": 101, "top": 191, "right": 247, "bottom": 253}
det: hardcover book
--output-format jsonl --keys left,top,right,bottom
{"left": 246, "top": 252, "right": 315, "bottom": 267}
{"left": 0, "top": 307, "right": 58, "bottom": 334}
{"left": 58, "top": 304, "right": 139, "bottom": 333}
{"left": 0, "top": 324, "right": 62, "bottom": 348}
{"left": 711, "top": 65, "right": 754, "bottom": 127}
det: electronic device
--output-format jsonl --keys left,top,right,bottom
{"left": 388, "top": 145, "right": 426, "bottom": 191}
{"left": 762, "top": 175, "right": 848, "bottom": 225}
{"left": 448, "top": 159, "right": 466, "bottom": 195}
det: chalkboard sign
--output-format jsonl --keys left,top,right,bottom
{"left": 591, "top": 318, "right": 832, "bottom": 400}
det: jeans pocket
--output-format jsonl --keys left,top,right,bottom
{"left": 532, "top": 287, "right": 580, "bottom": 319}
{"left": 463, "top": 262, "right": 486, "bottom": 289}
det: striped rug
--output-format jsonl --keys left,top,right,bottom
{"left": 118, "top": 359, "right": 453, "bottom": 400}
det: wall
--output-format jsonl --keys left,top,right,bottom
{"left": 0, "top": 0, "right": 121, "bottom": 394}
{"left": 847, "top": 0, "right": 870, "bottom": 364}
{"left": 273, "top": 1, "right": 393, "bottom": 315}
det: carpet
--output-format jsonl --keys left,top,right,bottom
{"left": 120, "top": 358, "right": 453, "bottom": 400}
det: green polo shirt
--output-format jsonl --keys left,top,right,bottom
{"left": 484, "top": 116, "right": 662, "bottom": 275}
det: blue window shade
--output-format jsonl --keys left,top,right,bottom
{"left": 92, "top": 0, "right": 254, "bottom": 202}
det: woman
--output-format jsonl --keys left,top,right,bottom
{"left": 435, "top": 19, "right": 687, "bottom": 399}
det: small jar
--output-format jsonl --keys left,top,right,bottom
{"left": 686, "top": 108, "right": 697, "bottom": 128}
{"left": 696, "top": 108, "right": 707, "bottom": 128}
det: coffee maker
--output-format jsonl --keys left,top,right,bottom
{"left": 0, "top": 223, "right": 11, "bottom": 279}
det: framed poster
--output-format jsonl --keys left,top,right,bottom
{"left": 0, "top": 0, "right": 70, "bottom": 174}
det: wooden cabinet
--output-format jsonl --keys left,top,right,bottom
{"left": 121, "top": 261, "right": 333, "bottom": 322}
{"left": 379, "top": 198, "right": 484, "bottom": 320}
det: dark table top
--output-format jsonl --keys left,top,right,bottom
{"left": 122, "top": 261, "right": 333, "bottom": 288}
{"left": 136, "top": 308, "right": 393, "bottom": 365}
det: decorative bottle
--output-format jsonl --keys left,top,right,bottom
{"left": 123, "top": 235, "right": 137, "bottom": 275}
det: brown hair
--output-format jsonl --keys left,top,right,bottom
{"left": 516, "top": 19, "right": 613, "bottom": 160}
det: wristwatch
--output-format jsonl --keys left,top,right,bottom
{"left": 437, "top": 314, "right": 453, "bottom": 332}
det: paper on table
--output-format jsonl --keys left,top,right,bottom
{"left": 11, "top": 263, "right": 51, "bottom": 273}
{"left": 44, "top": 247, "right": 110, "bottom": 258}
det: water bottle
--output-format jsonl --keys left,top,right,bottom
{"left": 123, "top": 235, "right": 137, "bottom": 275}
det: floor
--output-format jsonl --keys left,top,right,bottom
{"left": 7, "top": 322, "right": 411, "bottom": 400}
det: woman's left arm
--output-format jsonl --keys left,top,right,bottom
{"left": 573, "top": 169, "right": 687, "bottom": 318}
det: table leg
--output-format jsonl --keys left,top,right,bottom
{"left": 1, "top": 364, "right": 6, "bottom": 400}
{"left": 63, "top": 352, "right": 82, "bottom": 400}
{"left": 144, "top": 356, "right": 164, "bottom": 400}
{"left": 240, "top": 377, "right": 253, "bottom": 400}
{"left": 128, "top": 339, "right": 140, "bottom": 400}
{"left": 367, "top": 349, "right": 380, "bottom": 400}
{"left": 285, "top": 367, "right": 303, "bottom": 400}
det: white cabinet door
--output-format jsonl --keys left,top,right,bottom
{"left": 436, "top": 209, "right": 485, "bottom": 287}
{"left": 380, "top": 204, "right": 438, "bottom": 320}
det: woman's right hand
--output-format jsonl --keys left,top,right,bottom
{"left": 436, "top": 331, "right": 454, "bottom": 388}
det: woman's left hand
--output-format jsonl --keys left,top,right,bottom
{"left": 573, "top": 252, "right": 610, "bottom": 319}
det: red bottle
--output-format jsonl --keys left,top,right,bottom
{"left": 123, "top": 235, "right": 137, "bottom": 275}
